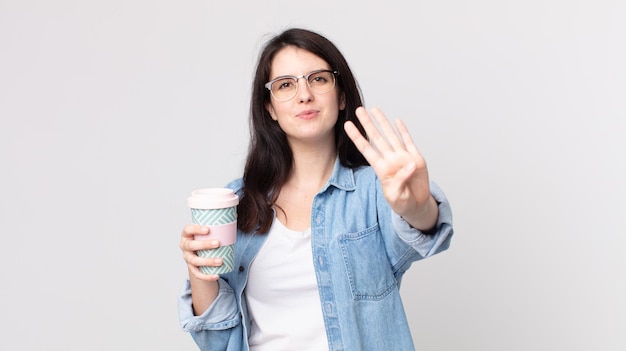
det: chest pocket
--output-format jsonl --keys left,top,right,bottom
{"left": 338, "top": 223, "right": 397, "bottom": 300}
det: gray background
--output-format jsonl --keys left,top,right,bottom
{"left": 1, "top": 0, "right": 624, "bottom": 350}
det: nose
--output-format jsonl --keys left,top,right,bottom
{"left": 295, "top": 77, "right": 313, "bottom": 102}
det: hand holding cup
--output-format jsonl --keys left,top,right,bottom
{"left": 186, "top": 188, "right": 239, "bottom": 275}
{"left": 180, "top": 224, "right": 224, "bottom": 280}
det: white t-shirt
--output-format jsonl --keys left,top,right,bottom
{"left": 245, "top": 217, "right": 329, "bottom": 351}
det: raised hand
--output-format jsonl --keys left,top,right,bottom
{"left": 344, "top": 106, "right": 438, "bottom": 231}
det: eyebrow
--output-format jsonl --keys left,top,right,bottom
{"left": 269, "top": 68, "right": 331, "bottom": 80}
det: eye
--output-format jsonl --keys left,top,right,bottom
{"left": 274, "top": 78, "right": 296, "bottom": 90}
{"left": 309, "top": 71, "right": 332, "bottom": 85}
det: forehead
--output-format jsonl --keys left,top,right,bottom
{"left": 269, "top": 46, "right": 331, "bottom": 78}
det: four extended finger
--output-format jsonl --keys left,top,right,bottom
{"left": 370, "top": 107, "right": 407, "bottom": 152}
{"left": 344, "top": 120, "right": 380, "bottom": 164}
{"left": 394, "top": 118, "right": 422, "bottom": 158}
{"left": 355, "top": 107, "right": 392, "bottom": 154}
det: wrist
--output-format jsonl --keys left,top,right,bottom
{"left": 401, "top": 196, "right": 439, "bottom": 232}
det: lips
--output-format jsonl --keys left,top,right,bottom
{"left": 297, "top": 110, "right": 318, "bottom": 120}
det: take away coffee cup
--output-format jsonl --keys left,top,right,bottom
{"left": 187, "top": 188, "right": 239, "bottom": 274}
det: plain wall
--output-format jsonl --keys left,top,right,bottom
{"left": 1, "top": 1, "right": 624, "bottom": 350}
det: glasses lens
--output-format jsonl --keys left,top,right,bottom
{"left": 268, "top": 70, "right": 337, "bottom": 101}
{"left": 307, "top": 71, "right": 335, "bottom": 94}
{"left": 270, "top": 77, "right": 298, "bottom": 101}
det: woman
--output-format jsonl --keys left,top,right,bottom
{"left": 178, "top": 27, "right": 454, "bottom": 351}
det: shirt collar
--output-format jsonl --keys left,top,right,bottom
{"left": 326, "top": 157, "right": 357, "bottom": 192}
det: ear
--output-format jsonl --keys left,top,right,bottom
{"left": 339, "top": 93, "right": 346, "bottom": 111}
{"left": 265, "top": 102, "right": 278, "bottom": 121}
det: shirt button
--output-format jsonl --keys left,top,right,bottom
{"left": 238, "top": 266, "right": 245, "bottom": 272}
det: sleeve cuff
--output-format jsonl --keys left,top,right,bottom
{"left": 393, "top": 181, "right": 454, "bottom": 257}
{"left": 178, "top": 278, "right": 241, "bottom": 332}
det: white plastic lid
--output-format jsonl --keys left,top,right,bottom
{"left": 187, "top": 188, "right": 239, "bottom": 209}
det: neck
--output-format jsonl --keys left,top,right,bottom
{"left": 287, "top": 142, "right": 337, "bottom": 191}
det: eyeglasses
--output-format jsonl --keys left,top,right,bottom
{"left": 265, "top": 69, "right": 339, "bottom": 102}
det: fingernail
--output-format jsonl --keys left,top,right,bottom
{"left": 214, "top": 258, "right": 222, "bottom": 265}
{"left": 211, "top": 240, "right": 219, "bottom": 246}
{"left": 405, "top": 162, "right": 416, "bottom": 172}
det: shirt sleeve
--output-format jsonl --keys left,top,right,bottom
{"left": 392, "top": 180, "right": 454, "bottom": 259}
{"left": 178, "top": 278, "right": 240, "bottom": 331}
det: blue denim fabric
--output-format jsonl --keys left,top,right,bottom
{"left": 179, "top": 159, "right": 454, "bottom": 351}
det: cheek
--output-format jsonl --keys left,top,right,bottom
{"left": 266, "top": 104, "right": 278, "bottom": 121}
{"left": 274, "top": 107, "right": 291, "bottom": 121}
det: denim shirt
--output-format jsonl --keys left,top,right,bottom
{"left": 178, "top": 159, "right": 454, "bottom": 351}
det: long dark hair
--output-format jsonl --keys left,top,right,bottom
{"left": 238, "top": 28, "right": 368, "bottom": 234}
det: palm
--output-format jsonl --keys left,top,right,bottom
{"left": 344, "top": 107, "right": 431, "bottom": 217}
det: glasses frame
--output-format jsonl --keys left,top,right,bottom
{"left": 264, "top": 69, "right": 339, "bottom": 102}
